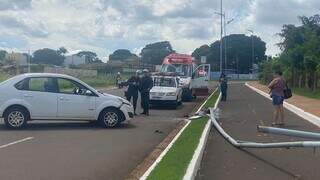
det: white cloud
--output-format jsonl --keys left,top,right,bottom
{"left": 0, "top": 0, "right": 319, "bottom": 59}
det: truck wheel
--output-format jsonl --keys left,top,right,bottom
{"left": 99, "top": 108, "right": 123, "bottom": 128}
{"left": 4, "top": 107, "right": 28, "bottom": 129}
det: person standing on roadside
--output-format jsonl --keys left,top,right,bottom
{"left": 268, "top": 71, "right": 286, "bottom": 126}
{"left": 116, "top": 72, "right": 121, "bottom": 88}
{"left": 219, "top": 74, "right": 228, "bottom": 101}
{"left": 126, "top": 70, "right": 141, "bottom": 115}
{"left": 139, "top": 69, "right": 153, "bottom": 116}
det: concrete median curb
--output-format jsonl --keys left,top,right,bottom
{"left": 245, "top": 82, "right": 320, "bottom": 128}
{"left": 140, "top": 88, "right": 219, "bottom": 180}
{"left": 183, "top": 92, "right": 221, "bottom": 180}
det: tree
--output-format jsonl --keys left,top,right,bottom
{"left": 192, "top": 45, "right": 211, "bottom": 63}
{"left": 32, "top": 48, "right": 65, "bottom": 66}
{"left": 109, "top": 49, "right": 137, "bottom": 61}
{"left": 140, "top": 41, "right": 174, "bottom": 65}
{"left": 0, "top": 50, "right": 7, "bottom": 61}
{"left": 260, "top": 14, "right": 320, "bottom": 91}
{"left": 57, "top": 47, "right": 68, "bottom": 55}
{"left": 76, "top": 51, "right": 101, "bottom": 63}
{"left": 192, "top": 34, "right": 266, "bottom": 73}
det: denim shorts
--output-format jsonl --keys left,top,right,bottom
{"left": 272, "top": 95, "right": 284, "bottom": 105}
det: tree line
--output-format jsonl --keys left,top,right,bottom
{"left": 259, "top": 14, "right": 320, "bottom": 91}
{"left": 0, "top": 47, "right": 102, "bottom": 66}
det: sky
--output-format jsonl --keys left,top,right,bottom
{"left": 0, "top": 0, "right": 319, "bottom": 61}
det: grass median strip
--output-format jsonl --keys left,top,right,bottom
{"left": 146, "top": 90, "right": 219, "bottom": 180}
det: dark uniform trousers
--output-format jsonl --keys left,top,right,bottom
{"left": 141, "top": 92, "right": 150, "bottom": 114}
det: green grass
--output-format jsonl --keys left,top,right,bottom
{"left": 80, "top": 76, "right": 116, "bottom": 88}
{"left": 292, "top": 88, "right": 320, "bottom": 100}
{"left": 203, "top": 89, "right": 220, "bottom": 108}
{"left": 147, "top": 91, "right": 219, "bottom": 180}
{"left": 0, "top": 71, "right": 11, "bottom": 83}
{"left": 147, "top": 117, "right": 208, "bottom": 180}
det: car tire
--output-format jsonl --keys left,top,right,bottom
{"left": 4, "top": 107, "right": 29, "bottom": 129}
{"left": 99, "top": 108, "right": 123, "bottom": 128}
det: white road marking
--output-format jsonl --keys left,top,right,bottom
{"left": 0, "top": 137, "right": 34, "bottom": 149}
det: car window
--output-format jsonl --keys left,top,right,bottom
{"left": 154, "top": 77, "right": 176, "bottom": 87}
{"left": 15, "top": 79, "right": 29, "bottom": 90}
{"left": 57, "top": 78, "right": 88, "bottom": 95}
{"left": 28, "top": 77, "right": 57, "bottom": 93}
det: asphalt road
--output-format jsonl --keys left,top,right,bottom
{"left": 0, "top": 87, "right": 205, "bottom": 180}
{"left": 196, "top": 83, "right": 320, "bottom": 180}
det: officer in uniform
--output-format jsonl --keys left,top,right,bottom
{"left": 126, "top": 70, "right": 141, "bottom": 115}
{"left": 139, "top": 69, "right": 153, "bottom": 116}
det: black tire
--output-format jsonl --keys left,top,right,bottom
{"left": 98, "top": 108, "right": 123, "bottom": 128}
{"left": 4, "top": 107, "right": 29, "bottom": 129}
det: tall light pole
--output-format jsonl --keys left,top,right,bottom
{"left": 247, "top": 29, "right": 254, "bottom": 73}
{"left": 224, "top": 16, "right": 234, "bottom": 72}
{"left": 220, "top": 0, "right": 223, "bottom": 73}
{"left": 214, "top": 0, "right": 223, "bottom": 73}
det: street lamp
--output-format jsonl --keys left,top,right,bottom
{"left": 214, "top": 0, "right": 223, "bottom": 74}
{"left": 247, "top": 29, "right": 254, "bottom": 73}
{"left": 224, "top": 16, "right": 234, "bottom": 72}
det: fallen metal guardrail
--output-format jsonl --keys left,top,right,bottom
{"left": 209, "top": 108, "right": 320, "bottom": 149}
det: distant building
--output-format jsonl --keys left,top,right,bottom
{"left": 64, "top": 54, "right": 86, "bottom": 66}
{"left": 5, "top": 52, "right": 28, "bottom": 66}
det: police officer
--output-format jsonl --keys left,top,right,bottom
{"left": 220, "top": 75, "right": 228, "bottom": 101}
{"left": 126, "top": 70, "right": 141, "bottom": 115}
{"left": 139, "top": 69, "right": 153, "bottom": 116}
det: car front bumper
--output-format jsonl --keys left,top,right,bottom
{"left": 120, "top": 104, "right": 134, "bottom": 121}
{"left": 150, "top": 99, "right": 177, "bottom": 105}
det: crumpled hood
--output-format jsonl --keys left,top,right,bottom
{"left": 102, "top": 93, "right": 131, "bottom": 105}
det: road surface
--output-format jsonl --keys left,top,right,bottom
{"left": 196, "top": 83, "right": 320, "bottom": 180}
{"left": 0, "top": 88, "right": 205, "bottom": 180}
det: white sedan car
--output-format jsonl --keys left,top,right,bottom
{"left": 0, "top": 73, "right": 134, "bottom": 129}
{"left": 150, "top": 76, "right": 182, "bottom": 108}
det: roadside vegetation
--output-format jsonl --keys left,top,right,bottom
{"left": 0, "top": 70, "right": 116, "bottom": 88}
{"left": 292, "top": 88, "right": 320, "bottom": 99}
{"left": 147, "top": 90, "right": 219, "bottom": 180}
{"left": 259, "top": 14, "right": 320, "bottom": 98}
{"left": 0, "top": 71, "right": 11, "bottom": 82}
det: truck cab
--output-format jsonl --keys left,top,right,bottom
{"left": 160, "top": 53, "right": 210, "bottom": 101}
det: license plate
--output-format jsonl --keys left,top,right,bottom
{"left": 152, "top": 96, "right": 162, "bottom": 99}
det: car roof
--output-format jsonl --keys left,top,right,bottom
{"left": 15, "top": 73, "right": 77, "bottom": 80}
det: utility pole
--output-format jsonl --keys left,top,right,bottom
{"left": 224, "top": 14, "right": 234, "bottom": 72}
{"left": 214, "top": 0, "right": 223, "bottom": 73}
{"left": 247, "top": 29, "right": 254, "bottom": 73}
{"left": 28, "top": 49, "right": 31, "bottom": 73}
{"left": 220, "top": 0, "right": 223, "bottom": 74}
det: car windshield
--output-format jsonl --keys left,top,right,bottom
{"left": 153, "top": 77, "right": 176, "bottom": 87}
{"left": 160, "top": 64, "right": 191, "bottom": 77}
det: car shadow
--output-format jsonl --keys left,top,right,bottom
{"left": 150, "top": 104, "right": 184, "bottom": 110}
{"left": 0, "top": 121, "right": 136, "bottom": 131}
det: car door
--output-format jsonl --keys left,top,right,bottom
{"left": 21, "top": 77, "right": 58, "bottom": 119}
{"left": 56, "top": 78, "right": 96, "bottom": 120}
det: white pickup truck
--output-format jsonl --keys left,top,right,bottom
{"left": 150, "top": 76, "right": 182, "bottom": 109}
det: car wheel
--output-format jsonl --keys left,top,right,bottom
{"left": 4, "top": 107, "right": 28, "bottom": 129}
{"left": 99, "top": 108, "right": 122, "bottom": 128}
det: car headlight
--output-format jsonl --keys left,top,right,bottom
{"left": 120, "top": 98, "right": 132, "bottom": 106}
{"left": 166, "top": 92, "right": 176, "bottom": 96}
{"left": 150, "top": 92, "right": 157, "bottom": 96}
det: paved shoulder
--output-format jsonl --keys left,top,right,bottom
{"left": 197, "top": 83, "right": 320, "bottom": 180}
